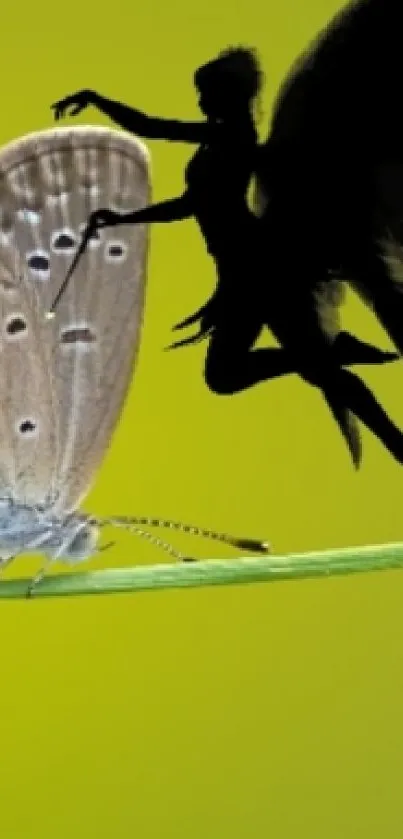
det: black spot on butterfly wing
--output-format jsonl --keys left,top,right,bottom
{"left": 6, "top": 316, "right": 27, "bottom": 336}
{"left": 52, "top": 231, "right": 77, "bottom": 252}
{"left": 106, "top": 241, "right": 127, "bottom": 262}
{"left": 60, "top": 326, "right": 97, "bottom": 345}
{"left": 108, "top": 244, "right": 124, "bottom": 258}
{"left": 28, "top": 254, "right": 48, "bottom": 271}
{"left": 19, "top": 419, "right": 36, "bottom": 435}
{"left": 27, "top": 252, "right": 50, "bottom": 278}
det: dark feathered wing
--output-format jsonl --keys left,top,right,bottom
{"left": 254, "top": 0, "right": 403, "bottom": 351}
{"left": 252, "top": 0, "right": 403, "bottom": 462}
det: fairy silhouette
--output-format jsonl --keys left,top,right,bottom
{"left": 51, "top": 0, "right": 403, "bottom": 468}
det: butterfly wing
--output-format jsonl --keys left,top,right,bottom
{"left": 0, "top": 126, "right": 150, "bottom": 515}
{"left": 0, "top": 243, "right": 58, "bottom": 508}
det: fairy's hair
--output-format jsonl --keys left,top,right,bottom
{"left": 194, "top": 46, "right": 264, "bottom": 103}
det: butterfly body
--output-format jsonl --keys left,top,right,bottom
{"left": 0, "top": 500, "right": 98, "bottom": 561}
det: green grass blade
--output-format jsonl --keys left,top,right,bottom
{"left": 2, "top": 541, "right": 403, "bottom": 599}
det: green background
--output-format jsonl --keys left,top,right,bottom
{"left": 1, "top": 0, "right": 403, "bottom": 836}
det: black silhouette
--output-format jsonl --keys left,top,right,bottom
{"left": 51, "top": 0, "right": 403, "bottom": 468}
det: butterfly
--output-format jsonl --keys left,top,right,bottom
{"left": 0, "top": 126, "right": 269, "bottom": 596}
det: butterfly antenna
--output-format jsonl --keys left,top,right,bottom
{"left": 97, "top": 516, "right": 271, "bottom": 557}
{"left": 100, "top": 520, "right": 195, "bottom": 561}
{"left": 46, "top": 225, "right": 93, "bottom": 319}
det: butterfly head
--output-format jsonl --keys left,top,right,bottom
{"left": 62, "top": 518, "right": 100, "bottom": 563}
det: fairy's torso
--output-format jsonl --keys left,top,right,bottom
{"left": 183, "top": 121, "right": 257, "bottom": 256}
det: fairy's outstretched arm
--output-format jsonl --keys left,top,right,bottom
{"left": 90, "top": 195, "right": 193, "bottom": 229}
{"left": 52, "top": 89, "right": 212, "bottom": 144}
{"left": 49, "top": 194, "right": 194, "bottom": 313}
{"left": 84, "top": 195, "right": 193, "bottom": 239}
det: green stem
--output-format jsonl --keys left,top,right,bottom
{"left": 3, "top": 542, "right": 403, "bottom": 599}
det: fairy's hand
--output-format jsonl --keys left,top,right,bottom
{"left": 51, "top": 89, "right": 96, "bottom": 120}
{"left": 87, "top": 208, "right": 122, "bottom": 231}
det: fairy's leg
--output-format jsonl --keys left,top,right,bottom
{"left": 338, "top": 368, "right": 403, "bottom": 465}
{"left": 275, "top": 283, "right": 403, "bottom": 466}
{"left": 299, "top": 343, "right": 403, "bottom": 466}
{"left": 203, "top": 323, "right": 399, "bottom": 395}
{"left": 203, "top": 305, "right": 297, "bottom": 394}
{"left": 204, "top": 329, "right": 399, "bottom": 396}
{"left": 333, "top": 331, "right": 399, "bottom": 365}
{"left": 205, "top": 343, "right": 295, "bottom": 393}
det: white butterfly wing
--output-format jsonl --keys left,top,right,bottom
{"left": 0, "top": 126, "right": 150, "bottom": 514}
{"left": 0, "top": 249, "right": 58, "bottom": 507}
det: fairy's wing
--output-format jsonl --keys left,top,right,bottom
{"left": 0, "top": 126, "right": 150, "bottom": 516}
{"left": 254, "top": 0, "right": 403, "bottom": 212}
{"left": 253, "top": 0, "right": 403, "bottom": 353}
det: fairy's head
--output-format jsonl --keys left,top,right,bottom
{"left": 194, "top": 46, "right": 264, "bottom": 119}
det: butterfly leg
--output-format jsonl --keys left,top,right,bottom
{"left": 25, "top": 558, "right": 55, "bottom": 599}
{"left": 0, "top": 529, "right": 57, "bottom": 594}
{"left": 19, "top": 531, "right": 59, "bottom": 598}
{"left": 0, "top": 553, "right": 19, "bottom": 576}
